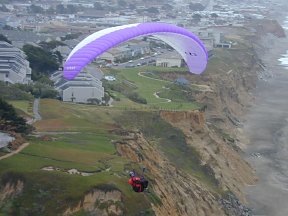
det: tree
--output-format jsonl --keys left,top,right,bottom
{"left": 0, "top": 81, "right": 33, "bottom": 101}
{"left": 39, "top": 40, "right": 66, "bottom": 51}
{"left": 0, "top": 98, "right": 33, "bottom": 134}
{"left": 54, "top": 51, "right": 63, "bottom": 64}
{"left": 0, "top": 34, "right": 11, "bottom": 44}
{"left": 16, "top": 82, "right": 59, "bottom": 99}
{"left": 22, "top": 44, "right": 59, "bottom": 81}
{"left": 127, "top": 92, "right": 147, "bottom": 104}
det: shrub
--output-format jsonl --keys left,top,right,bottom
{"left": 127, "top": 92, "right": 147, "bottom": 104}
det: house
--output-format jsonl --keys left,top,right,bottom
{"left": 99, "top": 46, "right": 131, "bottom": 63}
{"left": 128, "top": 40, "right": 151, "bottom": 56}
{"left": 156, "top": 51, "right": 183, "bottom": 68}
{"left": 99, "top": 40, "right": 150, "bottom": 63}
{"left": 0, "top": 30, "right": 51, "bottom": 48}
{"left": 51, "top": 68, "right": 104, "bottom": 104}
{"left": 78, "top": 9, "right": 107, "bottom": 19}
{"left": 53, "top": 45, "right": 72, "bottom": 60}
{"left": 0, "top": 41, "right": 31, "bottom": 84}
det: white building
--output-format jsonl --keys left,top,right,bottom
{"left": 51, "top": 69, "right": 104, "bottom": 104}
{"left": 99, "top": 40, "right": 150, "bottom": 63}
{"left": 99, "top": 46, "right": 132, "bottom": 63}
{"left": 156, "top": 51, "right": 183, "bottom": 68}
{"left": 0, "top": 41, "right": 32, "bottom": 84}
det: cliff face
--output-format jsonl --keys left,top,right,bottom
{"left": 199, "top": 49, "right": 259, "bottom": 126}
{"left": 116, "top": 130, "right": 225, "bottom": 216}
{"left": 114, "top": 113, "right": 256, "bottom": 215}
{"left": 2, "top": 20, "right": 282, "bottom": 216}
{"left": 114, "top": 30, "right": 264, "bottom": 215}
{"left": 251, "top": 19, "right": 286, "bottom": 38}
{"left": 160, "top": 111, "right": 256, "bottom": 202}
{"left": 0, "top": 180, "right": 24, "bottom": 205}
{"left": 64, "top": 189, "right": 123, "bottom": 216}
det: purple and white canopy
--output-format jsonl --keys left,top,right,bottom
{"left": 63, "top": 22, "right": 208, "bottom": 80}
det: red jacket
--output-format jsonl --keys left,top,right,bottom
{"left": 128, "top": 177, "right": 143, "bottom": 192}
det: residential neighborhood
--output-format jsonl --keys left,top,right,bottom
{"left": 1, "top": 0, "right": 288, "bottom": 215}
{"left": 0, "top": 0, "right": 277, "bottom": 103}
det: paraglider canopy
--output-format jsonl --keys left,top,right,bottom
{"left": 63, "top": 22, "right": 208, "bottom": 80}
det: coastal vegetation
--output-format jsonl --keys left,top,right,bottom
{"left": 22, "top": 44, "right": 59, "bottom": 81}
{"left": 0, "top": 98, "right": 32, "bottom": 134}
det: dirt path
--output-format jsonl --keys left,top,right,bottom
{"left": 0, "top": 143, "right": 29, "bottom": 161}
{"left": 137, "top": 72, "right": 172, "bottom": 104}
{"left": 152, "top": 91, "right": 171, "bottom": 103}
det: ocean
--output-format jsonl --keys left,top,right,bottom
{"left": 278, "top": 16, "right": 288, "bottom": 68}
{"left": 244, "top": 13, "right": 288, "bottom": 215}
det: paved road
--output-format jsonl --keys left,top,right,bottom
{"left": 33, "top": 98, "right": 42, "bottom": 122}
{"left": 0, "top": 132, "right": 14, "bottom": 148}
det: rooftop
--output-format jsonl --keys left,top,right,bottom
{"left": 157, "top": 51, "right": 182, "bottom": 60}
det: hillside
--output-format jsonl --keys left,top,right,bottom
{"left": 0, "top": 20, "right": 281, "bottom": 215}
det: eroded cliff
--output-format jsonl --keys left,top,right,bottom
{"left": 116, "top": 129, "right": 225, "bottom": 216}
{"left": 64, "top": 188, "right": 123, "bottom": 216}
{"left": 112, "top": 27, "right": 266, "bottom": 215}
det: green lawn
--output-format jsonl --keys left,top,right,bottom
{"left": 108, "top": 66, "right": 200, "bottom": 110}
{"left": 0, "top": 99, "right": 155, "bottom": 215}
{"left": 8, "top": 100, "right": 33, "bottom": 117}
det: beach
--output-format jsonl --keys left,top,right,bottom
{"left": 244, "top": 16, "right": 288, "bottom": 215}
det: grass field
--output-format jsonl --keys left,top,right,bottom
{"left": 106, "top": 66, "right": 200, "bottom": 110}
{"left": 8, "top": 100, "right": 33, "bottom": 117}
{"left": 0, "top": 66, "right": 216, "bottom": 215}
{"left": 0, "top": 99, "right": 155, "bottom": 215}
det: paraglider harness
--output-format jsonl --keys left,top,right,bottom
{"left": 128, "top": 168, "right": 149, "bottom": 193}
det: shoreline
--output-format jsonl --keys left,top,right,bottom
{"left": 243, "top": 14, "right": 288, "bottom": 215}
